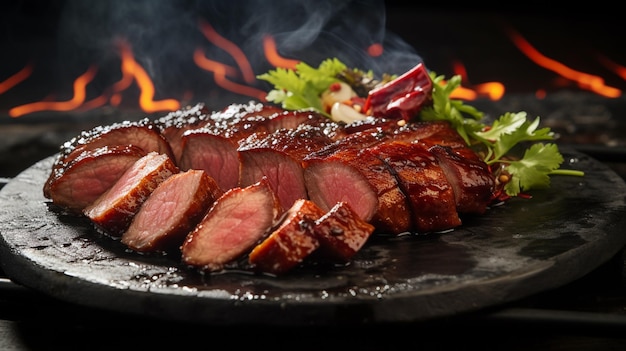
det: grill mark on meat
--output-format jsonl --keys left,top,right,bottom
{"left": 44, "top": 145, "right": 147, "bottom": 213}
{"left": 372, "top": 141, "right": 461, "bottom": 233}
{"left": 121, "top": 170, "right": 223, "bottom": 253}
{"left": 304, "top": 147, "right": 412, "bottom": 234}
{"left": 312, "top": 201, "right": 375, "bottom": 263}
{"left": 181, "top": 177, "right": 282, "bottom": 272}
{"left": 248, "top": 199, "right": 325, "bottom": 275}
{"left": 83, "top": 152, "right": 179, "bottom": 236}
{"left": 238, "top": 123, "right": 343, "bottom": 212}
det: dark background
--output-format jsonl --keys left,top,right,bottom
{"left": 2, "top": 1, "right": 626, "bottom": 110}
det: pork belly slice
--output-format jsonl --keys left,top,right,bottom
{"left": 372, "top": 141, "right": 461, "bottom": 233}
{"left": 238, "top": 124, "right": 339, "bottom": 212}
{"left": 154, "top": 103, "right": 211, "bottom": 165}
{"left": 303, "top": 147, "right": 411, "bottom": 234}
{"left": 44, "top": 145, "right": 146, "bottom": 214}
{"left": 121, "top": 170, "right": 223, "bottom": 253}
{"left": 429, "top": 144, "right": 495, "bottom": 214}
{"left": 248, "top": 199, "right": 325, "bottom": 275}
{"left": 313, "top": 201, "right": 375, "bottom": 263}
{"left": 180, "top": 177, "right": 282, "bottom": 272}
{"left": 179, "top": 104, "right": 330, "bottom": 191}
{"left": 83, "top": 152, "right": 179, "bottom": 236}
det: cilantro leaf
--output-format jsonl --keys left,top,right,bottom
{"left": 256, "top": 58, "right": 347, "bottom": 116}
{"left": 504, "top": 143, "right": 564, "bottom": 195}
{"left": 419, "top": 73, "right": 484, "bottom": 145}
{"left": 476, "top": 112, "right": 555, "bottom": 161}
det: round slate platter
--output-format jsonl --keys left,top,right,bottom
{"left": 0, "top": 150, "right": 625, "bottom": 325}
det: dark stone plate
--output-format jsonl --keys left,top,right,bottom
{"left": 1, "top": 150, "right": 625, "bottom": 325}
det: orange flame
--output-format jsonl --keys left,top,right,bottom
{"left": 0, "top": 63, "right": 34, "bottom": 95}
{"left": 450, "top": 86, "right": 477, "bottom": 100}
{"left": 198, "top": 19, "right": 256, "bottom": 84}
{"left": 193, "top": 48, "right": 267, "bottom": 102}
{"left": 117, "top": 42, "right": 181, "bottom": 113}
{"left": 7, "top": 42, "right": 181, "bottom": 117}
{"left": 449, "top": 61, "right": 505, "bottom": 101}
{"left": 262, "top": 35, "right": 300, "bottom": 69}
{"left": 9, "top": 66, "right": 98, "bottom": 118}
{"left": 507, "top": 28, "right": 621, "bottom": 98}
{"left": 110, "top": 49, "right": 135, "bottom": 93}
{"left": 4, "top": 22, "right": 625, "bottom": 118}
{"left": 597, "top": 54, "right": 626, "bottom": 81}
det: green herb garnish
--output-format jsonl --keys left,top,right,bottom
{"left": 421, "top": 71, "right": 584, "bottom": 197}
{"left": 257, "top": 58, "right": 347, "bottom": 116}
{"left": 257, "top": 58, "right": 584, "bottom": 198}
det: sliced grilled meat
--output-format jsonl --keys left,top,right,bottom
{"left": 44, "top": 145, "right": 146, "bottom": 213}
{"left": 83, "top": 152, "right": 179, "bottom": 236}
{"left": 304, "top": 120, "right": 494, "bottom": 234}
{"left": 238, "top": 123, "right": 342, "bottom": 211}
{"left": 308, "top": 119, "right": 452, "bottom": 160}
{"left": 313, "top": 201, "right": 375, "bottom": 263}
{"left": 178, "top": 103, "right": 285, "bottom": 190}
{"left": 154, "top": 103, "right": 212, "bottom": 165}
{"left": 248, "top": 199, "right": 325, "bottom": 275}
{"left": 180, "top": 177, "right": 282, "bottom": 272}
{"left": 303, "top": 146, "right": 412, "bottom": 234}
{"left": 179, "top": 104, "right": 329, "bottom": 191}
{"left": 121, "top": 170, "right": 223, "bottom": 253}
{"left": 257, "top": 108, "right": 331, "bottom": 132}
{"left": 43, "top": 119, "right": 174, "bottom": 199}
{"left": 429, "top": 144, "right": 495, "bottom": 214}
{"left": 403, "top": 120, "right": 495, "bottom": 214}
{"left": 372, "top": 141, "right": 461, "bottom": 233}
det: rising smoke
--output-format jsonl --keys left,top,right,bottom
{"left": 40, "top": 0, "right": 423, "bottom": 108}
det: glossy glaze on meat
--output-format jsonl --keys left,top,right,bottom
{"left": 43, "top": 102, "right": 496, "bottom": 275}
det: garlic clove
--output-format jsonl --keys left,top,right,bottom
{"left": 330, "top": 102, "right": 367, "bottom": 123}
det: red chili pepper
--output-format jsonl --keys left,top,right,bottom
{"left": 329, "top": 82, "right": 342, "bottom": 92}
{"left": 362, "top": 63, "right": 432, "bottom": 121}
